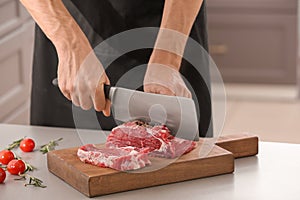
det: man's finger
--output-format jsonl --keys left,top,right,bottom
{"left": 79, "top": 94, "right": 93, "bottom": 110}
{"left": 62, "top": 91, "right": 71, "bottom": 101}
{"left": 58, "top": 82, "right": 71, "bottom": 100}
{"left": 102, "top": 100, "right": 111, "bottom": 117}
{"left": 160, "top": 87, "right": 175, "bottom": 96}
{"left": 71, "top": 94, "right": 80, "bottom": 107}
{"left": 93, "top": 83, "right": 106, "bottom": 112}
{"left": 186, "top": 90, "right": 192, "bottom": 98}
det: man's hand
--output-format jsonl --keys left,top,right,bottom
{"left": 57, "top": 40, "right": 111, "bottom": 116}
{"left": 144, "top": 63, "right": 192, "bottom": 98}
{"left": 144, "top": 48, "right": 192, "bottom": 98}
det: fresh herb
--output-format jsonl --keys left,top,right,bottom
{"left": 6, "top": 137, "right": 25, "bottom": 150}
{"left": 0, "top": 163, "right": 6, "bottom": 170}
{"left": 14, "top": 174, "right": 26, "bottom": 181}
{"left": 15, "top": 173, "right": 47, "bottom": 188}
{"left": 14, "top": 153, "right": 22, "bottom": 160}
{"left": 25, "top": 176, "right": 46, "bottom": 188}
{"left": 24, "top": 162, "right": 36, "bottom": 173}
{"left": 39, "top": 138, "right": 63, "bottom": 154}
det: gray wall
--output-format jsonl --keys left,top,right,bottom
{"left": 0, "top": 0, "right": 34, "bottom": 124}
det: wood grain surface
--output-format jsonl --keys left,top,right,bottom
{"left": 47, "top": 133, "right": 258, "bottom": 197}
{"left": 216, "top": 133, "right": 259, "bottom": 158}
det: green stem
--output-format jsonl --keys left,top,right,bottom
{"left": 6, "top": 137, "right": 25, "bottom": 150}
{"left": 40, "top": 138, "right": 63, "bottom": 154}
{"left": 15, "top": 173, "right": 47, "bottom": 188}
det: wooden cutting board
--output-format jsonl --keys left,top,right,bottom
{"left": 47, "top": 133, "right": 258, "bottom": 197}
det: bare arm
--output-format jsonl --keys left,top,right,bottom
{"left": 20, "top": 0, "right": 110, "bottom": 115}
{"left": 161, "top": 0, "right": 203, "bottom": 33}
{"left": 144, "top": 0, "right": 204, "bottom": 97}
{"left": 20, "top": 0, "right": 89, "bottom": 58}
{"left": 150, "top": 0, "right": 204, "bottom": 70}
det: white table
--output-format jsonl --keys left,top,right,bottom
{"left": 1, "top": 124, "right": 299, "bottom": 200}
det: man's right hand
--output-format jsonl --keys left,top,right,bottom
{"left": 56, "top": 37, "right": 111, "bottom": 116}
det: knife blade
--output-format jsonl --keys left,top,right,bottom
{"left": 104, "top": 85, "right": 199, "bottom": 141}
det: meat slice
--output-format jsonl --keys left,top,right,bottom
{"left": 106, "top": 121, "right": 196, "bottom": 159}
{"left": 78, "top": 121, "right": 197, "bottom": 171}
{"left": 77, "top": 144, "right": 151, "bottom": 171}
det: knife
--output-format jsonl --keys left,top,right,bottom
{"left": 103, "top": 85, "right": 199, "bottom": 141}
{"left": 53, "top": 78, "right": 199, "bottom": 140}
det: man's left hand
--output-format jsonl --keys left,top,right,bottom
{"left": 143, "top": 63, "right": 192, "bottom": 98}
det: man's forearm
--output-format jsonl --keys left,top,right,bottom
{"left": 160, "top": 0, "right": 203, "bottom": 35}
{"left": 20, "top": 0, "right": 90, "bottom": 53}
{"left": 150, "top": 0, "right": 204, "bottom": 70}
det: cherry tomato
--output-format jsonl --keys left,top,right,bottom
{"left": 0, "top": 168, "right": 6, "bottom": 183}
{"left": 7, "top": 160, "right": 26, "bottom": 175}
{"left": 0, "top": 150, "right": 15, "bottom": 165}
{"left": 20, "top": 138, "right": 35, "bottom": 152}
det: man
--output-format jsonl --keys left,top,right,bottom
{"left": 20, "top": 0, "right": 212, "bottom": 137}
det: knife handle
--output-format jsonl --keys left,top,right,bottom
{"left": 52, "top": 78, "right": 111, "bottom": 99}
{"left": 104, "top": 84, "right": 111, "bottom": 99}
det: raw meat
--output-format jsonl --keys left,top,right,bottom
{"left": 106, "top": 121, "right": 196, "bottom": 159}
{"left": 78, "top": 120, "right": 197, "bottom": 171}
{"left": 77, "top": 144, "right": 151, "bottom": 171}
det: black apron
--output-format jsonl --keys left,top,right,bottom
{"left": 30, "top": 0, "right": 213, "bottom": 137}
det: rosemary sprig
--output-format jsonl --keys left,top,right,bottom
{"left": 6, "top": 137, "right": 25, "bottom": 150}
{"left": 15, "top": 173, "right": 47, "bottom": 188}
{"left": 0, "top": 163, "right": 6, "bottom": 170}
{"left": 24, "top": 162, "right": 37, "bottom": 173}
{"left": 14, "top": 154, "right": 22, "bottom": 160}
{"left": 13, "top": 153, "right": 36, "bottom": 173}
{"left": 25, "top": 176, "right": 46, "bottom": 188}
{"left": 14, "top": 174, "right": 26, "bottom": 181}
{"left": 39, "top": 138, "right": 63, "bottom": 154}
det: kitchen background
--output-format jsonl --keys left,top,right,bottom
{"left": 0, "top": 0, "right": 299, "bottom": 143}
